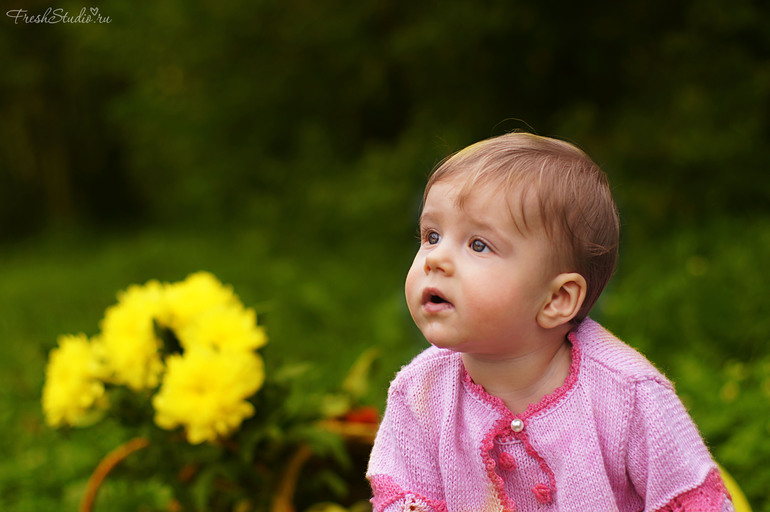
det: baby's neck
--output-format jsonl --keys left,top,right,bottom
{"left": 461, "top": 338, "right": 573, "bottom": 415}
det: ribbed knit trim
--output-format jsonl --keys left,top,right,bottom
{"left": 655, "top": 468, "right": 730, "bottom": 512}
{"left": 463, "top": 333, "right": 582, "bottom": 510}
{"left": 369, "top": 474, "right": 448, "bottom": 512}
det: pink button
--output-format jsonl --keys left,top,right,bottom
{"left": 498, "top": 452, "right": 517, "bottom": 471}
{"left": 532, "top": 483, "right": 552, "bottom": 504}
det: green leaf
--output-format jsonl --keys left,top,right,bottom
{"left": 341, "top": 348, "right": 380, "bottom": 400}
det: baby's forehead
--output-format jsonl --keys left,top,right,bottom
{"left": 432, "top": 175, "right": 549, "bottom": 236}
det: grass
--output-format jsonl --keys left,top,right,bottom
{"left": 0, "top": 225, "right": 419, "bottom": 510}
{"left": 2, "top": 215, "right": 768, "bottom": 510}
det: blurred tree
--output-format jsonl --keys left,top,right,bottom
{"left": 2, "top": 0, "right": 768, "bottom": 240}
{"left": 0, "top": 15, "right": 142, "bottom": 237}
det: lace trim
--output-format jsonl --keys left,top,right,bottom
{"left": 655, "top": 468, "right": 731, "bottom": 512}
{"left": 369, "top": 474, "right": 448, "bottom": 512}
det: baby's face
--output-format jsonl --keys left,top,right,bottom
{"left": 405, "top": 178, "right": 559, "bottom": 358}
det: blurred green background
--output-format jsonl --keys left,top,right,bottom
{"left": 1, "top": 0, "right": 769, "bottom": 509}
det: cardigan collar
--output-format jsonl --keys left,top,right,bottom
{"left": 461, "top": 329, "right": 583, "bottom": 423}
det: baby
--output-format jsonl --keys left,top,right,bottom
{"left": 367, "top": 133, "right": 734, "bottom": 511}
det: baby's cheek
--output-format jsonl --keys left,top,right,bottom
{"left": 404, "top": 268, "right": 422, "bottom": 308}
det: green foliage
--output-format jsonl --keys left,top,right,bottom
{"left": 600, "top": 217, "right": 770, "bottom": 510}
{"left": 0, "top": 229, "right": 412, "bottom": 510}
{"left": 1, "top": 0, "right": 769, "bottom": 509}
{"left": 3, "top": 216, "right": 767, "bottom": 509}
{"left": 2, "top": 0, "right": 769, "bottom": 236}
{"left": 100, "top": 375, "right": 348, "bottom": 512}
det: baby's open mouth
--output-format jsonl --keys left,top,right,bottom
{"left": 422, "top": 288, "right": 452, "bottom": 309}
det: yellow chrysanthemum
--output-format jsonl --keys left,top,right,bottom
{"left": 153, "top": 348, "right": 265, "bottom": 444}
{"left": 94, "top": 331, "right": 165, "bottom": 391}
{"left": 177, "top": 304, "right": 267, "bottom": 353}
{"left": 160, "top": 272, "right": 238, "bottom": 331}
{"left": 42, "top": 334, "right": 109, "bottom": 428}
{"left": 98, "top": 280, "right": 165, "bottom": 390}
{"left": 101, "top": 280, "right": 165, "bottom": 339}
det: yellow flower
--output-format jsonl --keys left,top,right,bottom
{"left": 160, "top": 272, "right": 238, "bottom": 331}
{"left": 98, "top": 280, "right": 165, "bottom": 390}
{"left": 94, "top": 331, "right": 165, "bottom": 391}
{"left": 42, "top": 334, "right": 108, "bottom": 428}
{"left": 153, "top": 348, "right": 265, "bottom": 444}
{"left": 177, "top": 304, "right": 267, "bottom": 353}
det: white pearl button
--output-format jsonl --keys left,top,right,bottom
{"left": 510, "top": 418, "right": 524, "bottom": 432}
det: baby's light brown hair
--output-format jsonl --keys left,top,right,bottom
{"left": 424, "top": 132, "right": 620, "bottom": 324}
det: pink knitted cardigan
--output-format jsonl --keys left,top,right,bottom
{"left": 367, "top": 319, "right": 734, "bottom": 512}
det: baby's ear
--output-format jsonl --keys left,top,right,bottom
{"left": 537, "top": 273, "right": 587, "bottom": 329}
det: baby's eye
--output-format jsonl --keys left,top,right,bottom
{"left": 470, "top": 239, "right": 489, "bottom": 253}
{"left": 426, "top": 231, "right": 441, "bottom": 245}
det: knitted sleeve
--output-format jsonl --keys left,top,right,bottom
{"left": 367, "top": 388, "right": 448, "bottom": 512}
{"left": 625, "top": 378, "right": 735, "bottom": 512}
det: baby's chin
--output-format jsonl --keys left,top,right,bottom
{"left": 421, "top": 330, "right": 465, "bottom": 352}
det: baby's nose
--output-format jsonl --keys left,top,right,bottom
{"left": 424, "top": 246, "right": 454, "bottom": 275}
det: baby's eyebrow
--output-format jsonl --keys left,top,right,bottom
{"left": 465, "top": 215, "right": 506, "bottom": 236}
{"left": 418, "top": 208, "right": 438, "bottom": 225}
